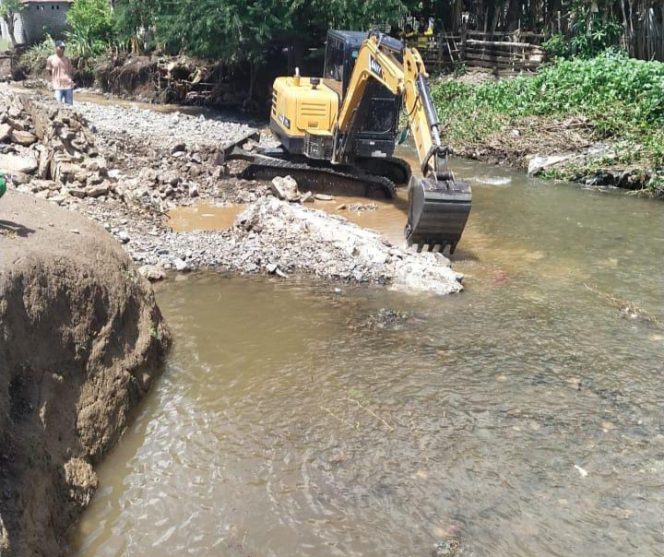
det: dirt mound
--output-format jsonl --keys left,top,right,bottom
{"left": 451, "top": 115, "right": 596, "bottom": 168}
{"left": 0, "top": 191, "right": 170, "bottom": 556}
{"left": 94, "top": 56, "right": 158, "bottom": 100}
{"left": 93, "top": 54, "right": 249, "bottom": 107}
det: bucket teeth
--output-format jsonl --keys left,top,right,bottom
{"left": 406, "top": 176, "right": 472, "bottom": 254}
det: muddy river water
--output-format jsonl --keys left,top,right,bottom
{"left": 71, "top": 159, "right": 663, "bottom": 556}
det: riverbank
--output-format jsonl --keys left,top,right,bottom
{"left": 432, "top": 54, "right": 664, "bottom": 198}
{"left": 0, "top": 191, "right": 170, "bottom": 556}
{"left": 0, "top": 86, "right": 464, "bottom": 296}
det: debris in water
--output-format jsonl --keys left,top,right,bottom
{"left": 351, "top": 308, "right": 411, "bottom": 331}
{"left": 348, "top": 202, "right": 379, "bottom": 212}
{"left": 432, "top": 538, "right": 461, "bottom": 557}
{"left": 574, "top": 464, "right": 589, "bottom": 478}
{"left": 583, "top": 283, "right": 663, "bottom": 328}
{"left": 475, "top": 176, "right": 512, "bottom": 186}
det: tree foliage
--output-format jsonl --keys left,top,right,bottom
{"left": 0, "top": 0, "right": 25, "bottom": 48}
{"left": 66, "top": 0, "right": 116, "bottom": 56}
{"left": 112, "top": 0, "right": 409, "bottom": 62}
{"left": 154, "top": 0, "right": 296, "bottom": 62}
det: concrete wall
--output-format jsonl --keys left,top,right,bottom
{"left": 0, "top": 2, "right": 71, "bottom": 45}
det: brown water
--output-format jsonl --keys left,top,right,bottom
{"left": 72, "top": 159, "right": 664, "bottom": 557}
{"left": 168, "top": 194, "right": 411, "bottom": 246}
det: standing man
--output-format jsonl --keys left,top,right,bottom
{"left": 46, "top": 41, "right": 74, "bottom": 105}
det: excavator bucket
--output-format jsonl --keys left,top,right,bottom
{"left": 405, "top": 175, "right": 471, "bottom": 254}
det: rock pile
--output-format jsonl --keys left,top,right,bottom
{"left": 74, "top": 101, "right": 257, "bottom": 150}
{"left": 1, "top": 87, "right": 262, "bottom": 217}
{"left": 0, "top": 88, "right": 116, "bottom": 204}
{"left": 232, "top": 198, "right": 464, "bottom": 295}
{"left": 2, "top": 86, "right": 464, "bottom": 295}
{"left": 132, "top": 198, "right": 464, "bottom": 295}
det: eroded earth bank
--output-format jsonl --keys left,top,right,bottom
{"left": 0, "top": 191, "right": 170, "bottom": 556}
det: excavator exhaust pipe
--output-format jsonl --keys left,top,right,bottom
{"left": 405, "top": 175, "right": 472, "bottom": 254}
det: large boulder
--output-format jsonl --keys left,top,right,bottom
{"left": 0, "top": 191, "right": 170, "bottom": 557}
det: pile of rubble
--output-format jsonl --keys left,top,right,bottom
{"left": 74, "top": 102, "right": 257, "bottom": 150}
{"left": 134, "top": 198, "right": 464, "bottom": 295}
{"left": 0, "top": 88, "right": 117, "bottom": 205}
{"left": 0, "top": 87, "right": 261, "bottom": 214}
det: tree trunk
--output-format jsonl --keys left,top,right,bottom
{"left": 489, "top": 2, "right": 501, "bottom": 34}
{"left": 660, "top": 2, "right": 664, "bottom": 61}
{"left": 248, "top": 61, "right": 258, "bottom": 104}
{"left": 620, "top": 0, "right": 630, "bottom": 53}
{"left": 6, "top": 14, "right": 17, "bottom": 48}
{"left": 549, "top": 0, "right": 563, "bottom": 32}
{"left": 506, "top": 0, "right": 522, "bottom": 32}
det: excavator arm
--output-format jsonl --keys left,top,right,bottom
{"left": 335, "top": 33, "right": 472, "bottom": 252}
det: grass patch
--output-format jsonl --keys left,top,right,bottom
{"left": 431, "top": 51, "right": 664, "bottom": 182}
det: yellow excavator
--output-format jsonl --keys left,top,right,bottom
{"left": 224, "top": 30, "right": 471, "bottom": 252}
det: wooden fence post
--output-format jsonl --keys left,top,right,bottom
{"left": 460, "top": 16, "right": 468, "bottom": 62}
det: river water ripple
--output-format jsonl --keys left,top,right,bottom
{"left": 72, "top": 159, "right": 664, "bottom": 557}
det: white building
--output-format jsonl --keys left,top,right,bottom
{"left": 1, "top": 0, "right": 73, "bottom": 46}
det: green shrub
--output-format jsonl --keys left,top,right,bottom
{"left": 432, "top": 52, "right": 664, "bottom": 166}
{"left": 19, "top": 35, "right": 55, "bottom": 76}
{"left": 66, "top": 0, "right": 116, "bottom": 57}
{"left": 542, "top": 34, "right": 569, "bottom": 59}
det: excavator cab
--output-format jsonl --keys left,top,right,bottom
{"left": 322, "top": 31, "right": 402, "bottom": 159}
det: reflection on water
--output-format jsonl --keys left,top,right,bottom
{"left": 72, "top": 158, "right": 664, "bottom": 557}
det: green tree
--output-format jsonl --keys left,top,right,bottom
{"left": 0, "top": 0, "right": 25, "bottom": 48}
{"left": 154, "top": 0, "right": 295, "bottom": 62}
{"left": 66, "top": 0, "right": 116, "bottom": 56}
{"left": 116, "top": 0, "right": 409, "bottom": 62}
{"left": 114, "top": 0, "right": 159, "bottom": 52}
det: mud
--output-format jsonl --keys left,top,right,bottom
{"left": 0, "top": 191, "right": 170, "bottom": 557}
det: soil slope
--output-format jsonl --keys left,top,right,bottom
{"left": 0, "top": 191, "right": 170, "bottom": 556}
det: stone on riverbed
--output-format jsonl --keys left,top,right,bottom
{"left": 270, "top": 175, "right": 300, "bottom": 202}
{"left": 138, "top": 264, "right": 166, "bottom": 282}
{"left": 0, "top": 153, "right": 38, "bottom": 174}
{"left": 527, "top": 153, "right": 575, "bottom": 175}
